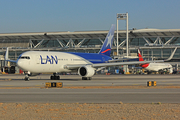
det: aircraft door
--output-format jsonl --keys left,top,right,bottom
{"left": 36, "top": 55, "right": 40, "bottom": 64}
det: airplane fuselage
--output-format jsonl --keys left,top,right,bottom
{"left": 141, "top": 62, "right": 173, "bottom": 72}
{"left": 17, "top": 51, "right": 112, "bottom": 73}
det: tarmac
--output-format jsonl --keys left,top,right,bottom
{"left": 0, "top": 74, "right": 180, "bottom": 103}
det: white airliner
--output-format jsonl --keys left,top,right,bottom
{"left": 138, "top": 48, "right": 177, "bottom": 74}
{"left": 5, "top": 24, "right": 173, "bottom": 80}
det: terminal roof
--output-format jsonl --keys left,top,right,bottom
{"left": 0, "top": 29, "right": 180, "bottom": 40}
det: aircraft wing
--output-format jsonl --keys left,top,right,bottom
{"left": 64, "top": 60, "right": 164, "bottom": 70}
{"left": 93, "top": 46, "right": 176, "bottom": 68}
{"left": 110, "top": 47, "right": 177, "bottom": 62}
{"left": 92, "top": 60, "right": 164, "bottom": 68}
{"left": 64, "top": 47, "right": 177, "bottom": 70}
{"left": 94, "top": 47, "right": 177, "bottom": 68}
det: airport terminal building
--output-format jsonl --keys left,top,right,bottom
{"left": 0, "top": 28, "right": 180, "bottom": 73}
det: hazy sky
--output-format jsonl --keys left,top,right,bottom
{"left": 0, "top": 0, "right": 180, "bottom": 33}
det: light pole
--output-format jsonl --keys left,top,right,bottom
{"left": 116, "top": 13, "right": 129, "bottom": 73}
{"left": 116, "top": 12, "right": 129, "bottom": 57}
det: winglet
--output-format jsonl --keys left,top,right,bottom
{"left": 5, "top": 47, "right": 9, "bottom": 60}
{"left": 165, "top": 47, "right": 177, "bottom": 61}
{"left": 4, "top": 47, "right": 17, "bottom": 63}
{"left": 98, "top": 24, "right": 115, "bottom": 56}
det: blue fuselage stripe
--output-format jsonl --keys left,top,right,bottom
{"left": 67, "top": 52, "right": 112, "bottom": 64}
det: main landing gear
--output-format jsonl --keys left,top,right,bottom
{"left": 50, "top": 73, "right": 60, "bottom": 80}
{"left": 82, "top": 77, "right": 92, "bottom": 80}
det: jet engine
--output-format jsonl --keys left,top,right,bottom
{"left": 78, "top": 66, "right": 95, "bottom": 77}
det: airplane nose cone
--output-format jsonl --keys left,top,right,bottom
{"left": 17, "top": 60, "right": 23, "bottom": 69}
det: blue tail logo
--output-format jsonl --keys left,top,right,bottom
{"left": 98, "top": 24, "right": 115, "bottom": 56}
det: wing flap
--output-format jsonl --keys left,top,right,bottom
{"left": 108, "top": 57, "right": 138, "bottom": 62}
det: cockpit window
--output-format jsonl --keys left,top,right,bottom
{"left": 19, "top": 56, "right": 30, "bottom": 59}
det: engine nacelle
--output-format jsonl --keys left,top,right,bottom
{"left": 78, "top": 66, "right": 95, "bottom": 77}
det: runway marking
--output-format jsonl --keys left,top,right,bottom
{"left": 0, "top": 92, "right": 180, "bottom": 95}
{"left": 0, "top": 85, "right": 180, "bottom": 89}
{"left": 166, "top": 84, "right": 174, "bottom": 85}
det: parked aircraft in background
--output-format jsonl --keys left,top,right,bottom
{"left": 5, "top": 24, "right": 173, "bottom": 81}
{"left": 138, "top": 48, "right": 177, "bottom": 74}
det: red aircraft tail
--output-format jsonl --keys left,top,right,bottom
{"left": 138, "top": 49, "right": 149, "bottom": 68}
{"left": 138, "top": 49, "right": 144, "bottom": 61}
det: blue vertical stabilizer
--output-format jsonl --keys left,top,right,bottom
{"left": 98, "top": 24, "right": 115, "bottom": 56}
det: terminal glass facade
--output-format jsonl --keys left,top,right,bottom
{"left": 0, "top": 30, "right": 180, "bottom": 64}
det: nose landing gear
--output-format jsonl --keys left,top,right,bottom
{"left": 24, "top": 72, "right": 30, "bottom": 81}
{"left": 25, "top": 76, "right": 30, "bottom": 81}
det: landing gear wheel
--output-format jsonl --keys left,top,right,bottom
{"left": 25, "top": 77, "right": 30, "bottom": 81}
{"left": 82, "top": 77, "right": 92, "bottom": 80}
{"left": 50, "top": 76, "right": 54, "bottom": 80}
{"left": 50, "top": 73, "right": 60, "bottom": 80}
{"left": 82, "top": 77, "right": 87, "bottom": 80}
